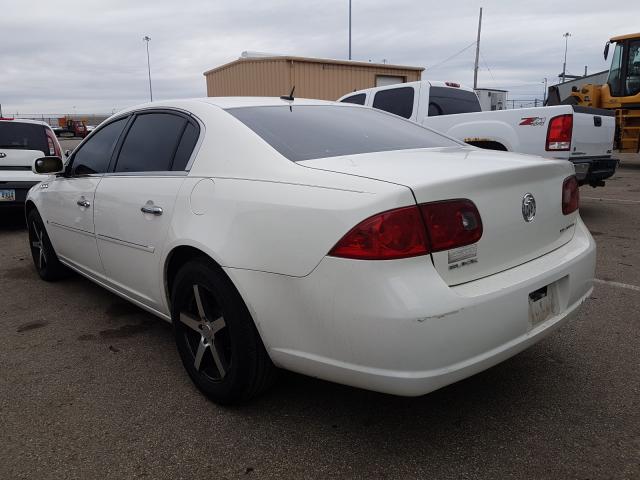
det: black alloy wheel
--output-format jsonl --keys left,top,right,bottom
{"left": 171, "top": 260, "right": 276, "bottom": 404}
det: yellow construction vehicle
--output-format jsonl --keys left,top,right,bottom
{"left": 568, "top": 33, "right": 640, "bottom": 152}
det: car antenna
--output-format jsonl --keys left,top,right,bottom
{"left": 280, "top": 86, "right": 295, "bottom": 101}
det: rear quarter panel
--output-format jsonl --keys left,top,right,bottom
{"left": 422, "top": 106, "right": 580, "bottom": 159}
{"left": 164, "top": 174, "right": 413, "bottom": 278}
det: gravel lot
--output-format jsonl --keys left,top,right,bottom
{"left": 1, "top": 145, "right": 639, "bottom": 479}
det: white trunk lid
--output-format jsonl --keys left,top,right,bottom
{"left": 300, "top": 147, "right": 579, "bottom": 285}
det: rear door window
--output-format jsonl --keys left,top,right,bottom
{"left": 0, "top": 122, "right": 48, "bottom": 155}
{"left": 114, "top": 113, "right": 187, "bottom": 172}
{"left": 71, "top": 118, "right": 127, "bottom": 176}
{"left": 171, "top": 121, "right": 200, "bottom": 171}
{"left": 372, "top": 87, "right": 415, "bottom": 119}
{"left": 340, "top": 93, "right": 366, "bottom": 105}
{"left": 427, "top": 87, "right": 481, "bottom": 116}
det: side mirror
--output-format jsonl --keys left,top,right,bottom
{"left": 64, "top": 150, "right": 71, "bottom": 158}
{"left": 33, "top": 156, "right": 64, "bottom": 174}
{"left": 604, "top": 42, "right": 610, "bottom": 60}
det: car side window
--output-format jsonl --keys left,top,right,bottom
{"left": 114, "top": 113, "right": 187, "bottom": 173}
{"left": 372, "top": 87, "right": 415, "bottom": 119}
{"left": 171, "top": 121, "right": 200, "bottom": 171}
{"left": 340, "top": 93, "right": 366, "bottom": 105}
{"left": 70, "top": 118, "right": 127, "bottom": 176}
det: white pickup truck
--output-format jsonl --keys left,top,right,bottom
{"left": 338, "top": 80, "right": 618, "bottom": 187}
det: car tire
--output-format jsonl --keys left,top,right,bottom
{"left": 171, "top": 259, "right": 277, "bottom": 404}
{"left": 27, "top": 209, "right": 68, "bottom": 281}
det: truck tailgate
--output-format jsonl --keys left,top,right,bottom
{"left": 570, "top": 106, "right": 615, "bottom": 158}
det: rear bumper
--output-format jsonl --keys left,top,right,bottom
{"left": 226, "top": 217, "right": 596, "bottom": 396}
{"left": 0, "top": 180, "right": 40, "bottom": 206}
{"left": 571, "top": 156, "right": 618, "bottom": 185}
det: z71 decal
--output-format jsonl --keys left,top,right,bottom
{"left": 519, "top": 117, "right": 546, "bottom": 126}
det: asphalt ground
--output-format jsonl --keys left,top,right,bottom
{"left": 1, "top": 145, "right": 639, "bottom": 479}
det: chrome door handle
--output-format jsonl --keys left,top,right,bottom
{"left": 77, "top": 199, "right": 90, "bottom": 208}
{"left": 141, "top": 205, "right": 163, "bottom": 215}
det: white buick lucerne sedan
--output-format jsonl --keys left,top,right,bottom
{"left": 26, "top": 97, "right": 595, "bottom": 404}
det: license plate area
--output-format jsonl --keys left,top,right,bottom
{"left": 0, "top": 189, "right": 16, "bottom": 201}
{"left": 528, "top": 282, "right": 558, "bottom": 327}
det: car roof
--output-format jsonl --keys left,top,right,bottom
{"left": 115, "top": 97, "right": 340, "bottom": 116}
{"left": 0, "top": 118, "right": 51, "bottom": 127}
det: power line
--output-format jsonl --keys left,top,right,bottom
{"left": 429, "top": 41, "right": 477, "bottom": 70}
{"left": 479, "top": 51, "right": 496, "bottom": 82}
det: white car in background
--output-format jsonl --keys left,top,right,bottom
{"left": 26, "top": 98, "right": 595, "bottom": 404}
{"left": 0, "top": 118, "right": 62, "bottom": 206}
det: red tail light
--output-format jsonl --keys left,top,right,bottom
{"left": 420, "top": 200, "right": 483, "bottom": 252}
{"left": 562, "top": 175, "right": 579, "bottom": 215}
{"left": 328, "top": 206, "right": 429, "bottom": 260}
{"left": 546, "top": 114, "right": 573, "bottom": 151}
{"left": 328, "top": 200, "right": 483, "bottom": 260}
{"left": 45, "top": 127, "right": 61, "bottom": 157}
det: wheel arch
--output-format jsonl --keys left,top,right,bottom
{"left": 465, "top": 139, "right": 509, "bottom": 151}
{"left": 24, "top": 199, "right": 37, "bottom": 218}
{"left": 165, "top": 245, "right": 218, "bottom": 308}
{"left": 163, "top": 243, "right": 272, "bottom": 354}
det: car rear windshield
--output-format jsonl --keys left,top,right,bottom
{"left": 226, "top": 105, "right": 459, "bottom": 162}
{"left": 0, "top": 122, "right": 48, "bottom": 155}
{"left": 428, "top": 87, "right": 482, "bottom": 116}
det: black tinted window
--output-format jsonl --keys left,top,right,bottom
{"left": 115, "top": 113, "right": 186, "bottom": 172}
{"left": 372, "top": 87, "right": 415, "bottom": 119}
{"left": 172, "top": 122, "right": 199, "bottom": 171}
{"left": 0, "top": 122, "right": 47, "bottom": 155}
{"left": 428, "top": 87, "right": 481, "bottom": 115}
{"left": 340, "top": 93, "right": 366, "bottom": 105}
{"left": 71, "top": 118, "right": 127, "bottom": 175}
{"left": 227, "top": 105, "right": 458, "bottom": 162}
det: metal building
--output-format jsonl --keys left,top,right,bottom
{"left": 475, "top": 88, "right": 508, "bottom": 111}
{"left": 203, "top": 53, "right": 424, "bottom": 101}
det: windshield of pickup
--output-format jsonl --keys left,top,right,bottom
{"left": 428, "top": 87, "right": 482, "bottom": 116}
{"left": 227, "top": 105, "right": 460, "bottom": 162}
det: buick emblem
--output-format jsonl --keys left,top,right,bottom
{"left": 0, "top": 152, "right": 6, "bottom": 158}
{"left": 522, "top": 193, "right": 536, "bottom": 222}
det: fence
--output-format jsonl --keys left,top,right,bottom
{"left": 504, "top": 99, "right": 546, "bottom": 109}
{"left": 3, "top": 113, "right": 111, "bottom": 127}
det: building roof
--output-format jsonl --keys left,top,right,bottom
{"left": 610, "top": 32, "right": 640, "bottom": 42}
{"left": 203, "top": 55, "right": 425, "bottom": 76}
{"left": 557, "top": 70, "right": 608, "bottom": 85}
{"left": 474, "top": 88, "right": 508, "bottom": 92}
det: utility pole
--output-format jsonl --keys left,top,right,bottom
{"left": 561, "top": 32, "right": 571, "bottom": 83}
{"left": 543, "top": 77, "right": 548, "bottom": 104}
{"left": 143, "top": 35, "right": 153, "bottom": 102}
{"left": 473, "top": 7, "right": 483, "bottom": 90}
{"left": 348, "top": 0, "right": 352, "bottom": 60}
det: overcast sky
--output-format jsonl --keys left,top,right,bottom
{"left": 2, "top": 0, "right": 639, "bottom": 115}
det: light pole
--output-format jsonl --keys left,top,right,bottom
{"left": 143, "top": 35, "right": 153, "bottom": 102}
{"left": 561, "top": 32, "right": 571, "bottom": 83}
{"left": 348, "top": 0, "right": 352, "bottom": 60}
